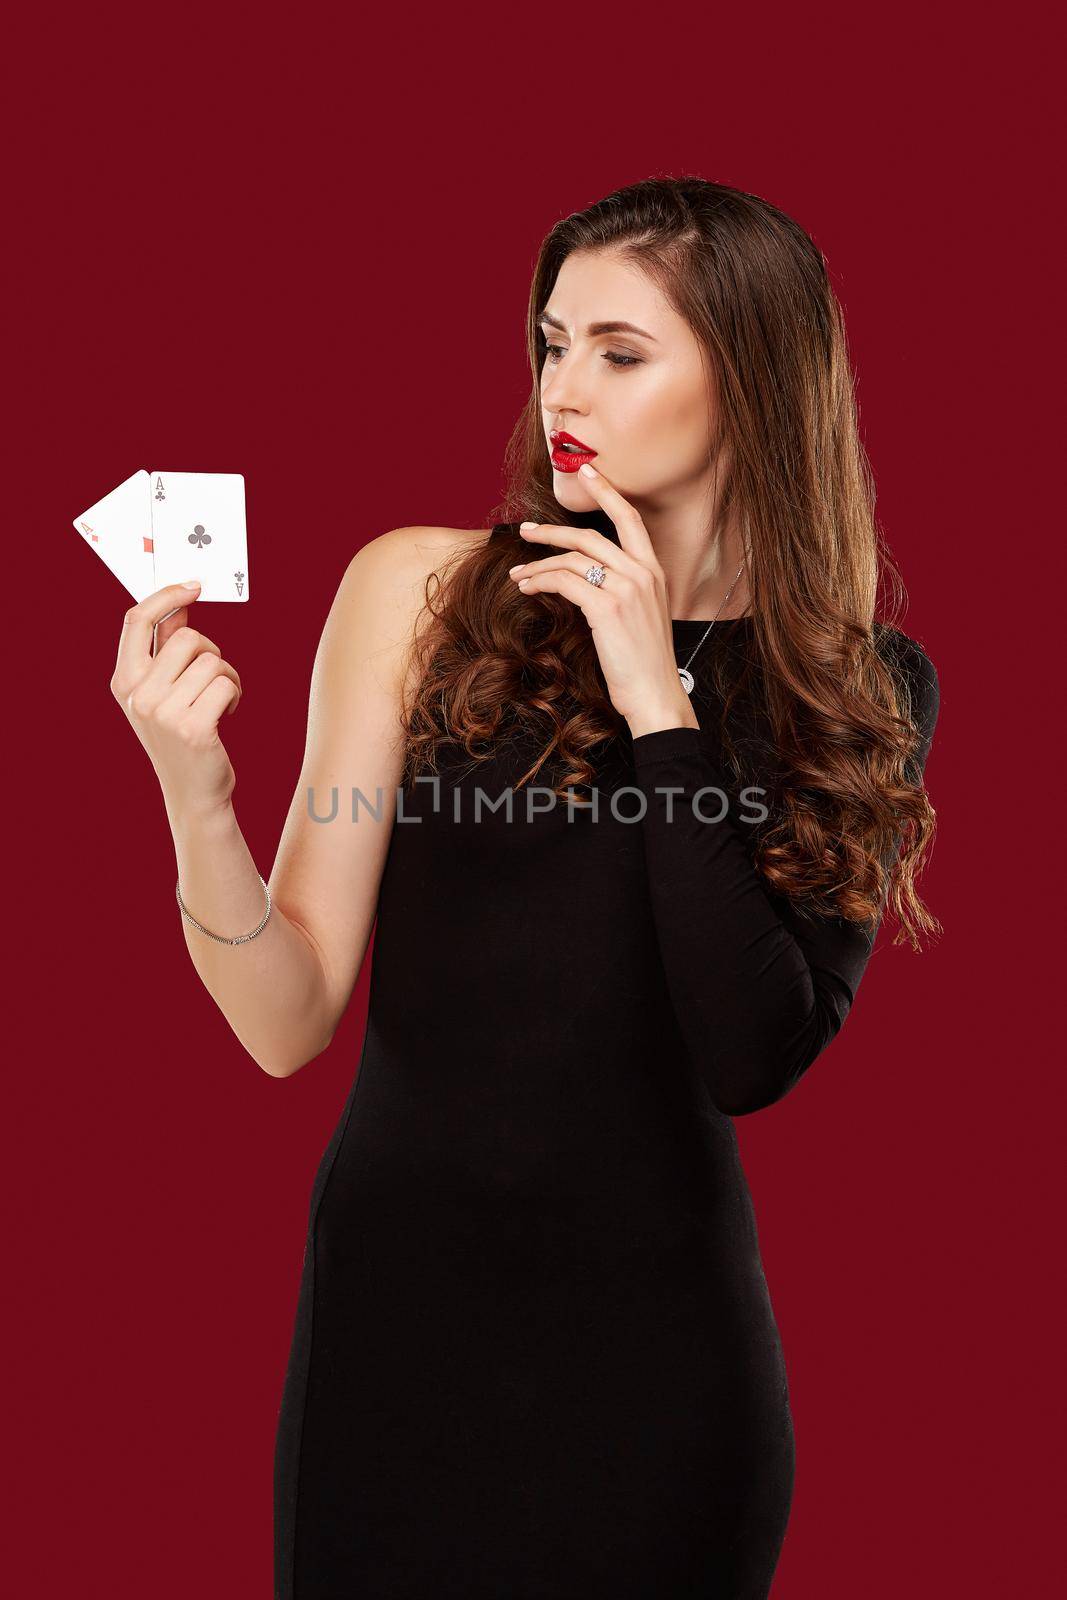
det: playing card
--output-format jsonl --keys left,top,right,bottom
{"left": 72, "top": 470, "right": 155, "bottom": 602}
{"left": 149, "top": 471, "right": 249, "bottom": 601}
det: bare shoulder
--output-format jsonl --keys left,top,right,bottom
{"left": 345, "top": 524, "right": 492, "bottom": 607}
{"left": 342, "top": 523, "right": 492, "bottom": 630}
{"left": 325, "top": 525, "right": 493, "bottom": 695}
{"left": 361, "top": 524, "right": 489, "bottom": 595}
{"left": 379, "top": 523, "right": 495, "bottom": 558}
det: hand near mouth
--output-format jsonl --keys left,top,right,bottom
{"left": 508, "top": 463, "right": 698, "bottom": 739}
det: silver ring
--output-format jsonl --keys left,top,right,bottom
{"left": 584, "top": 563, "right": 606, "bottom": 587}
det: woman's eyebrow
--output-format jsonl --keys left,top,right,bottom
{"left": 538, "top": 310, "right": 659, "bottom": 343}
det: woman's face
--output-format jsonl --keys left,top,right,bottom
{"left": 538, "top": 250, "right": 717, "bottom": 516}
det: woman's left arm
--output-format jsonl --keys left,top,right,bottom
{"left": 629, "top": 635, "right": 940, "bottom": 1118}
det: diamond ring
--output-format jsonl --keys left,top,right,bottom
{"left": 584, "top": 564, "right": 606, "bottom": 587}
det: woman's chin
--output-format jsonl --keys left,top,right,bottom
{"left": 553, "top": 473, "right": 594, "bottom": 503}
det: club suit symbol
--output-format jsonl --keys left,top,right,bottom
{"left": 234, "top": 569, "right": 245, "bottom": 597}
{"left": 188, "top": 524, "right": 212, "bottom": 549}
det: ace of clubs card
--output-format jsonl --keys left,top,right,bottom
{"left": 149, "top": 472, "right": 248, "bottom": 601}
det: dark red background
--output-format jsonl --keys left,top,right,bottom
{"left": 8, "top": 5, "right": 1060, "bottom": 1594}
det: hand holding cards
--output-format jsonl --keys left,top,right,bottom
{"left": 109, "top": 576, "right": 244, "bottom": 824}
{"left": 73, "top": 470, "right": 249, "bottom": 602}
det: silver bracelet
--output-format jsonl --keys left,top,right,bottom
{"left": 176, "top": 871, "right": 272, "bottom": 945}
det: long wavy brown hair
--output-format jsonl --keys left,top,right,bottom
{"left": 400, "top": 176, "right": 940, "bottom": 950}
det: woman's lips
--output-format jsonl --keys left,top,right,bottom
{"left": 550, "top": 429, "right": 598, "bottom": 473}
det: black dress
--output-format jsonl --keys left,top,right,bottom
{"left": 274, "top": 526, "right": 940, "bottom": 1598}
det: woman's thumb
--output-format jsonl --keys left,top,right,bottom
{"left": 151, "top": 604, "right": 189, "bottom": 657}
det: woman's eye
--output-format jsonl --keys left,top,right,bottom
{"left": 543, "top": 342, "right": 639, "bottom": 370}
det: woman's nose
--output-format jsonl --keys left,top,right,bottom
{"left": 541, "top": 368, "right": 587, "bottom": 415}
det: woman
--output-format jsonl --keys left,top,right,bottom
{"left": 111, "top": 177, "right": 940, "bottom": 1597}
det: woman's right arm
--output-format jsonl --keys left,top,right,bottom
{"left": 111, "top": 526, "right": 454, "bottom": 1079}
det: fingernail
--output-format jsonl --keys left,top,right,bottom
{"left": 181, "top": 579, "right": 201, "bottom": 589}
{"left": 519, "top": 521, "right": 537, "bottom": 529}
{"left": 579, "top": 463, "right": 597, "bottom": 478}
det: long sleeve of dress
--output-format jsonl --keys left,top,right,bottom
{"left": 629, "top": 630, "right": 940, "bottom": 1117}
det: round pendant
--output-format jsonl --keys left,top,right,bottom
{"left": 678, "top": 667, "right": 695, "bottom": 695}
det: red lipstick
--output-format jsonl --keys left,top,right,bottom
{"left": 550, "top": 428, "right": 598, "bottom": 473}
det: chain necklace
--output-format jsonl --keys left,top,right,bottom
{"left": 675, "top": 561, "right": 747, "bottom": 695}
